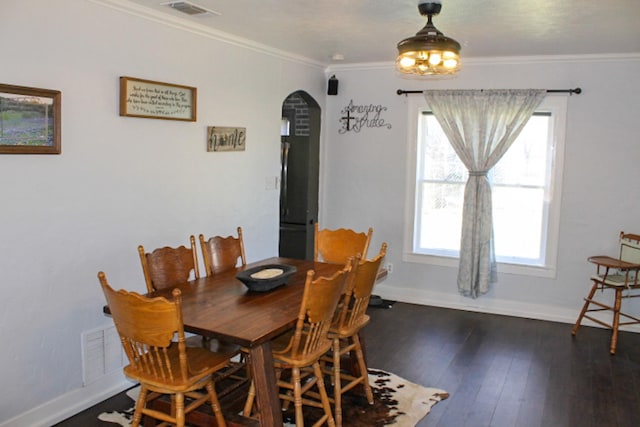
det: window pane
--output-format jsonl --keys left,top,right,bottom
{"left": 493, "top": 186, "right": 544, "bottom": 262}
{"left": 420, "top": 114, "right": 467, "bottom": 181}
{"left": 418, "top": 181, "right": 464, "bottom": 252}
{"left": 492, "top": 115, "right": 550, "bottom": 187}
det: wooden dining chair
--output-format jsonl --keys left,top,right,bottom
{"left": 323, "top": 242, "right": 387, "bottom": 427}
{"left": 139, "top": 236, "right": 241, "bottom": 372}
{"left": 199, "top": 227, "right": 247, "bottom": 276}
{"left": 138, "top": 236, "right": 200, "bottom": 293}
{"left": 314, "top": 223, "right": 373, "bottom": 265}
{"left": 572, "top": 231, "right": 640, "bottom": 354}
{"left": 98, "top": 271, "right": 234, "bottom": 427}
{"left": 198, "top": 227, "right": 249, "bottom": 390}
{"left": 243, "top": 267, "right": 349, "bottom": 427}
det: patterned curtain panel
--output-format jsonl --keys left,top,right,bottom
{"left": 423, "top": 89, "right": 546, "bottom": 298}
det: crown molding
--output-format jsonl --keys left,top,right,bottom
{"left": 466, "top": 52, "right": 640, "bottom": 65}
{"left": 326, "top": 52, "right": 640, "bottom": 73}
{"left": 88, "top": 0, "right": 326, "bottom": 70}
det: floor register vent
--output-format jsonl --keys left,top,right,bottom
{"left": 81, "top": 325, "right": 125, "bottom": 386}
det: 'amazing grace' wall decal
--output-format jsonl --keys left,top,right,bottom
{"left": 339, "top": 100, "right": 392, "bottom": 134}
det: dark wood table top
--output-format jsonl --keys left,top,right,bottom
{"left": 146, "top": 257, "right": 343, "bottom": 348}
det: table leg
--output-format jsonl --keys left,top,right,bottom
{"left": 249, "top": 341, "right": 283, "bottom": 427}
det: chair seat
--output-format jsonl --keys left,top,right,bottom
{"left": 185, "top": 335, "right": 248, "bottom": 398}
{"left": 272, "top": 330, "right": 333, "bottom": 368}
{"left": 330, "top": 314, "right": 369, "bottom": 338}
{"left": 591, "top": 274, "right": 640, "bottom": 288}
{"left": 123, "top": 343, "right": 233, "bottom": 390}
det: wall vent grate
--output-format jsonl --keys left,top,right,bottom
{"left": 160, "top": 1, "right": 221, "bottom": 16}
{"left": 81, "top": 325, "right": 125, "bottom": 386}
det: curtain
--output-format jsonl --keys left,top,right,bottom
{"left": 423, "top": 89, "right": 546, "bottom": 298}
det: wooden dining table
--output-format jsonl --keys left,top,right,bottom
{"left": 138, "top": 256, "right": 343, "bottom": 427}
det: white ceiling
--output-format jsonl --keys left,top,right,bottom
{"left": 125, "top": 0, "right": 640, "bottom": 65}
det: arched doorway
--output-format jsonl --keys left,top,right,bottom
{"left": 278, "top": 91, "right": 320, "bottom": 260}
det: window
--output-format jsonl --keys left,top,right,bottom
{"left": 404, "top": 96, "right": 567, "bottom": 277}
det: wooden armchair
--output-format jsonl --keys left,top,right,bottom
{"left": 314, "top": 223, "right": 373, "bottom": 265}
{"left": 243, "top": 267, "right": 349, "bottom": 426}
{"left": 199, "top": 227, "right": 246, "bottom": 276}
{"left": 138, "top": 236, "right": 199, "bottom": 293}
{"left": 572, "top": 232, "right": 640, "bottom": 354}
{"left": 324, "top": 242, "right": 387, "bottom": 426}
{"left": 98, "top": 272, "right": 233, "bottom": 427}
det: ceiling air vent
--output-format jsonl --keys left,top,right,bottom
{"left": 161, "top": 1, "right": 220, "bottom": 16}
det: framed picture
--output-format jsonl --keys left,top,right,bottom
{"left": 207, "top": 126, "right": 246, "bottom": 152}
{"left": 0, "top": 83, "right": 61, "bottom": 154}
{"left": 119, "top": 76, "right": 196, "bottom": 121}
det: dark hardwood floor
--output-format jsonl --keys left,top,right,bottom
{"left": 56, "top": 302, "right": 640, "bottom": 427}
{"left": 365, "top": 303, "right": 640, "bottom": 427}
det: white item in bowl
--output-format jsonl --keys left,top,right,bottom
{"left": 251, "top": 268, "right": 284, "bottom": 279}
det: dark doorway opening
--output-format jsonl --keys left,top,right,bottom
{"left": 278, "top": 91, "right": 320, "bottom": 260}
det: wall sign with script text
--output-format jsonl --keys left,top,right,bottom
{"left": 339, "top": 100, "right": 392, "bottom": 134}
{"left": 119, "top": 76, "right": 196, "bottom": 121}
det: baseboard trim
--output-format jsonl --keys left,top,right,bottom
{"left": 375, "top": 283, "right": 640, "bottom": 333}
{"left": 1, "top": 371, "right": 133, "bottom": 427}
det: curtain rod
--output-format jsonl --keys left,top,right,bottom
{"left": 396, "top": 87, "right": 582, "bottom": 96}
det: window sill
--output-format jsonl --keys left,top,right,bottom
{"left": 402, "top": 252, "right": 557, "bottom": 279}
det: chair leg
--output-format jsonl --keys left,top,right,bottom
{"left": 572, "top": 281, "right": 599, "bottom": 335}
{"left": 313, "top": 362, "right": 336, "bottom": 427}
{"left": 131, "top": 385, "right": 148, "bottom": 427}
{"left": 332, "top": 338, "right": 343, "bottom": 427}
{"left": 610, "top": 288, "right": 623, "bottom": 355}
{"left": 243, "top": 380, "right": 256, "bottom": 417}
{"left": 292, "top": 366, "right": 304, "bottom": 427}
{"left": 171, "top": 394, "right": 177, "bottom": 420}
{"left": 206, "top": 380, "right": 227, "bottom": 427}
{"left": 174, "top": 392, "right": 185, "bottom": 427}
{"left": 351, "top": 334, "right": 374, "bottom": 404}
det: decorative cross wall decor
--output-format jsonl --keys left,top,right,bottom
{"left": 341, "top": 109, "right": 356, "bottom": 131}
{"left": 339, "top": 100, "right": 393, "bottom": 134}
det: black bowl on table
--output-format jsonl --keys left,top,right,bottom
{"left": 236, "top": 264, "right": 297, "bottom": 292}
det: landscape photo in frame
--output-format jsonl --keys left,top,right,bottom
{"left": 0, "top": 83, "right": 61, "bottom": 154}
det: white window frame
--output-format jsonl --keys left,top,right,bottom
{"left": 402, "top": 95, "right": 568, "bottom": 278}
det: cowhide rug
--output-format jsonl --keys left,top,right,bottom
{"left": 98, "top": 369, "right": 448, "bottom": 426}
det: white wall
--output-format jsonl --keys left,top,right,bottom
{"left": 0, "top": 0, "right": 325, "bottom": 424}
{"left": 323, "top": 55, "right": 640, "bottom": 322}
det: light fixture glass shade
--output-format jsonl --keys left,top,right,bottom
{"left": 396, "top": 2, "right": 461, "bottom": 76}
